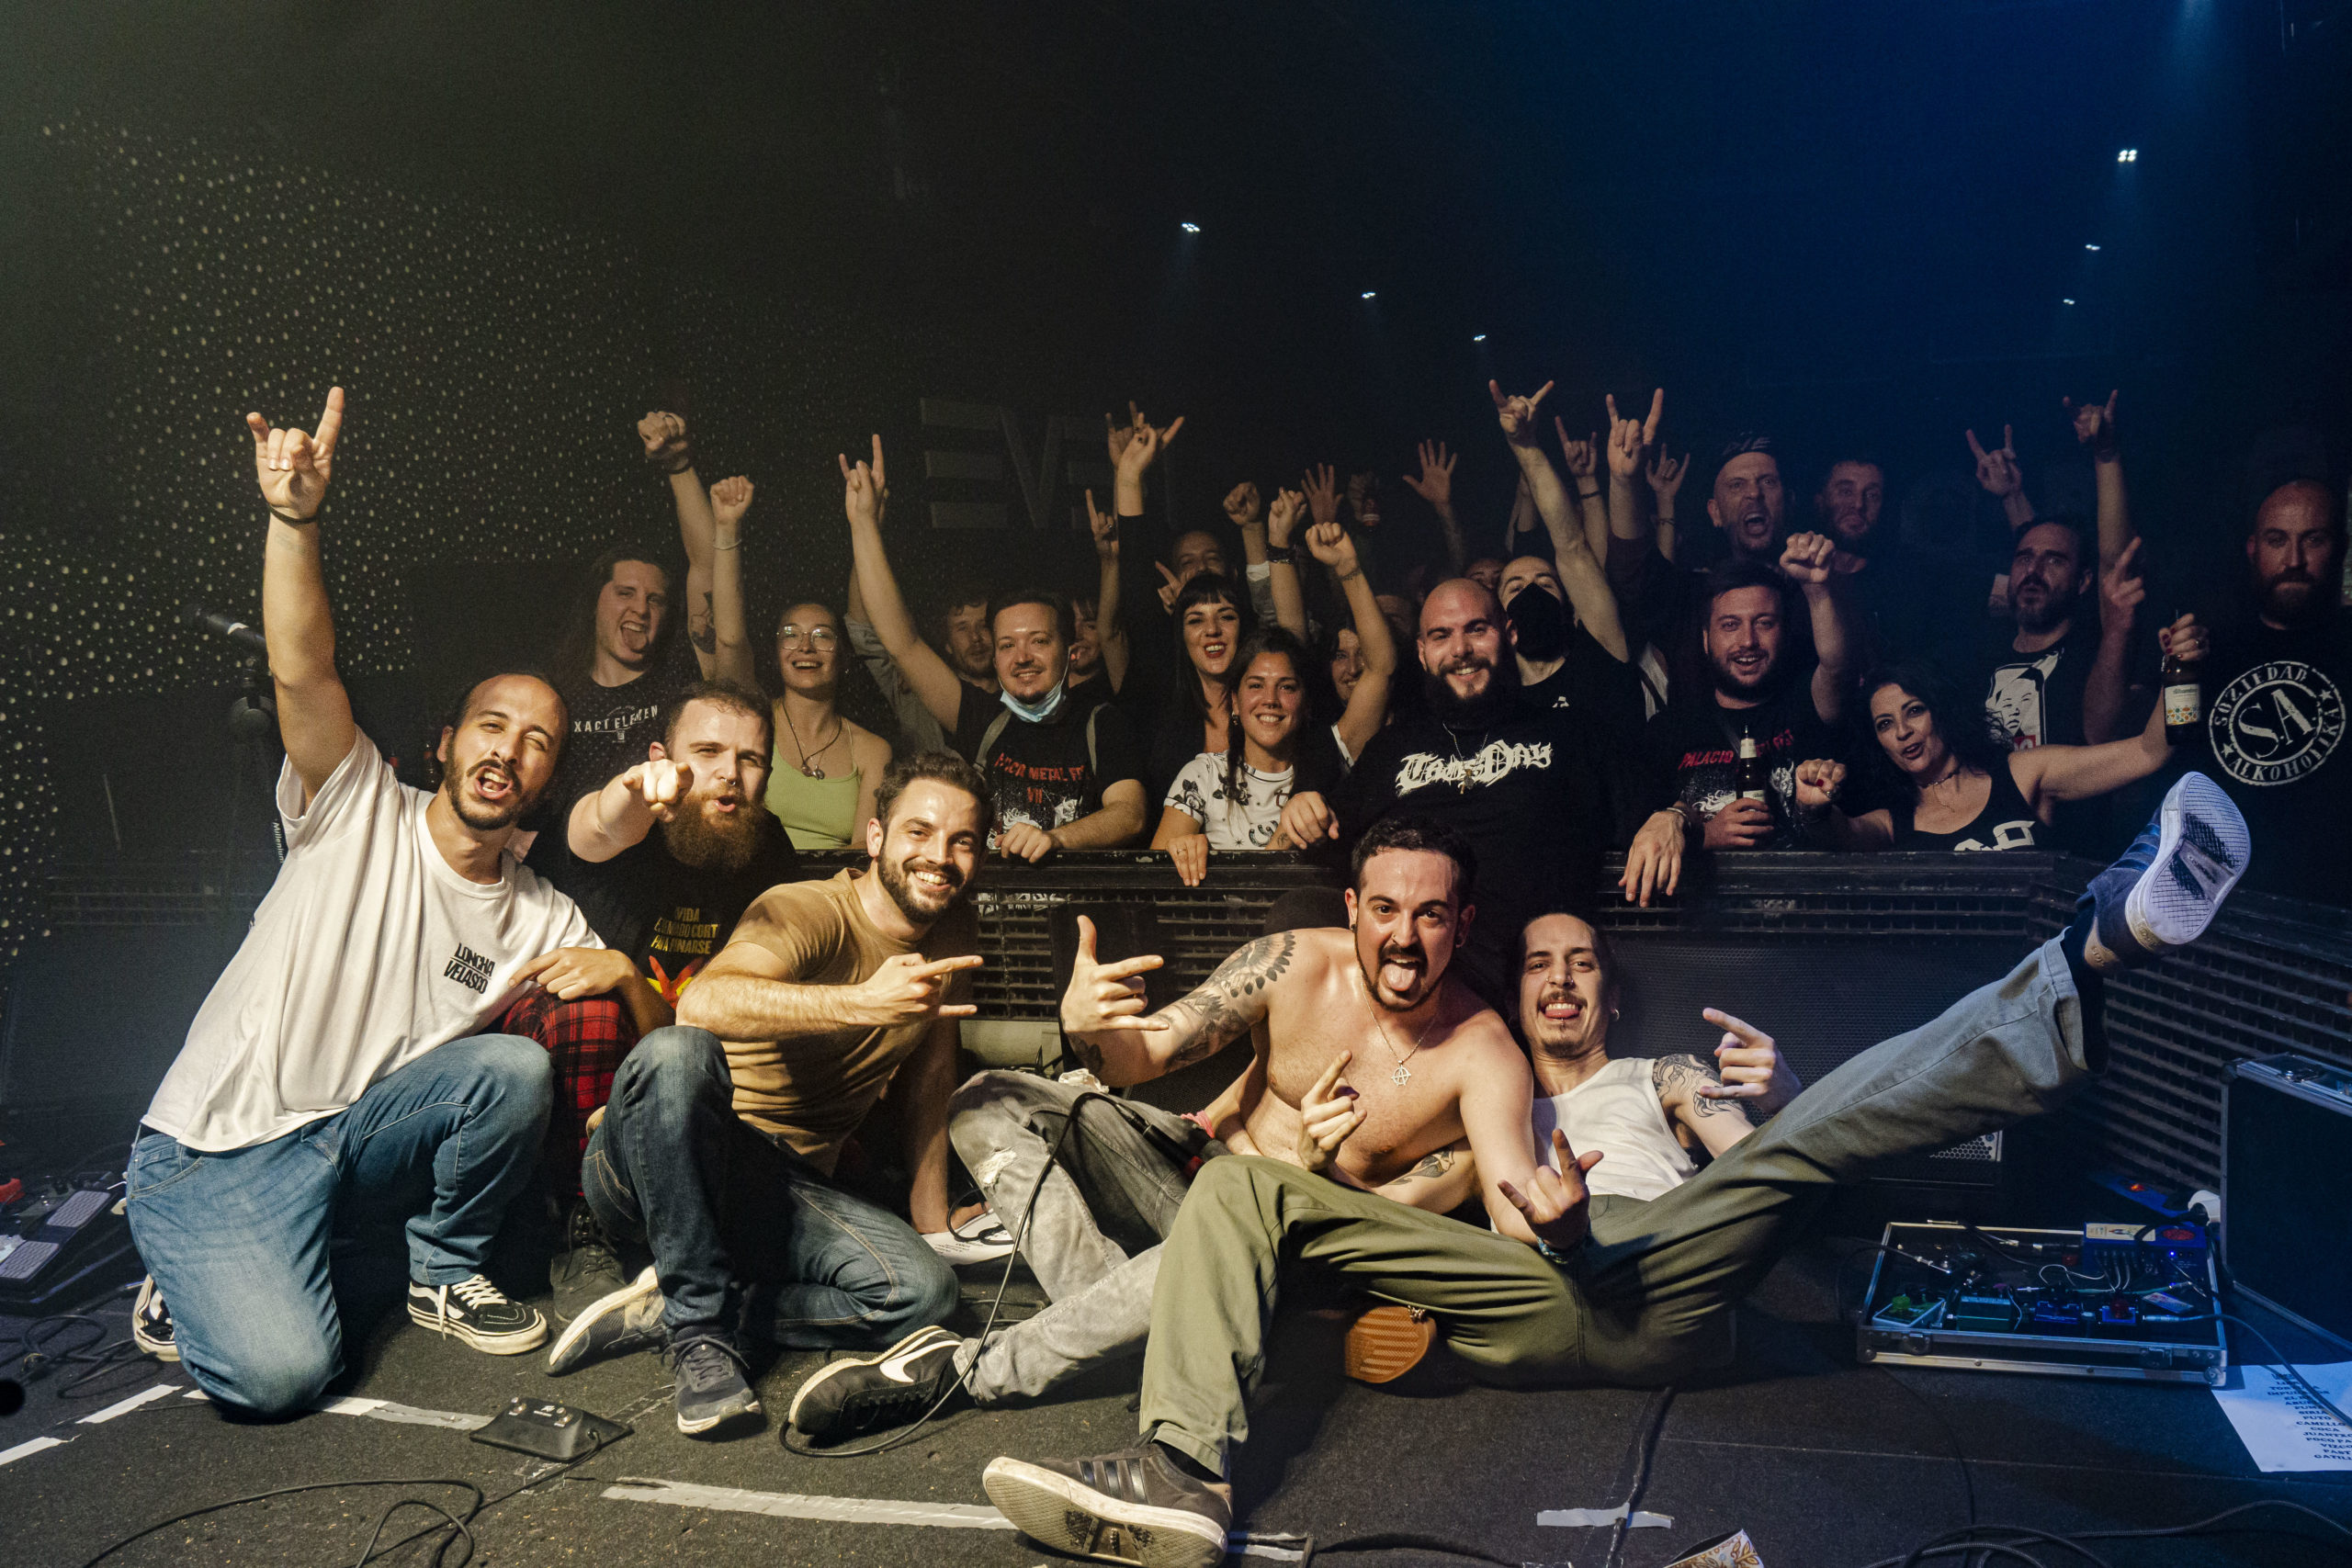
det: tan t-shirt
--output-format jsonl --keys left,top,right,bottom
{"left": 717, "top": 869, "right": 978, "bottom": 1172}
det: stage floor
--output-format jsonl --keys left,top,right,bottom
{"left": 6, "top": 1236, "right": 2347, "bottom": 1568}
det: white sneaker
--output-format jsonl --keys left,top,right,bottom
{"left": 923, "top": 1208, "right": 1018, "bottom": 1265}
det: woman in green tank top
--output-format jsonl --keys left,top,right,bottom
{"left": 766, "top": 602, "right": 893, "bottom": 851}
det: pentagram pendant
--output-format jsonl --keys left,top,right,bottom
{"left": 1391, "top": 1064, "right": 1412, "bottom": 1086}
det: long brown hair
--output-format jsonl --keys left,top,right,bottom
{"left": 551, "top": 545, "right": 676, "bottom": 685}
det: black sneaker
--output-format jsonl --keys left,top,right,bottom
{"left": 406, "top": 1275, "right": 548, "bottom": 1355}
{"left": 668, "top": 1332, "right": 760, "bottom": 1437}
{"left": 983, "top": 1446, "right": 1232, "bottom": 1568}
{"left": 786, "top": 1324, "right": 966, "bottom": 1438}
{"left": 549, "top": 1202, "right": 628, "bottom": 1323}
{"left": 2081, "top": 772, "right": 2249, "bottom": 972}
{"left": 131, "top": 1276, "right": 178, "bottom": 1363}
{"left": 546, "top": 1264, "right": 663, "bottom": 1374}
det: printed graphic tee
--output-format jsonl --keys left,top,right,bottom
{"left": 548, "top": 634, "right": 701, "bottom": 822}
{"left": 2186, "top": 616, "right": 2352, "bottom": 907}
{"left": 954, "top": 683, "right": 1146, "bottom": 846}
{"left": 144, "top": 733, "right": 598, "bottom": 1153}
{"left": 1641, "top": 681, "right": 1836, "bottom": 851}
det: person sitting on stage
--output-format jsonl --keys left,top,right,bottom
{"left": 545, "top": 752, "right": 989, "bottom": 1438}
{"left": 127, "top": 388, "right": 631, "bottom": 1416}
{"left": 978, "top": 771, "right": 2252, "bottom": 1568}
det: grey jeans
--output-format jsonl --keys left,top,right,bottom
{"left": 946, "top": 1070, "right": 1216, "bottom": 1402}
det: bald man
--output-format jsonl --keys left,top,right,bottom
{"left": 1280, "top": 577, "right": 1682, "bottom": 1008}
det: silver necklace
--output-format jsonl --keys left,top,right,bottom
{"left": 1368, "top": 987, "right": 1442, "bottom": 1085}
{"left": 782, "top": 705, "right": 843, "bottom": 780}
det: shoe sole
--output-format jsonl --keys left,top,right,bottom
{"left": 982, "top": 1456, "right": 1227, "bottom": 1568}
{"left": 545, "top": 1265, "right": 660, "bottom": 1373}
{"left": 676, "top": 1391, "right": 763, "bottom": 1438}
{"left": 786, "top": 1325, "right": 962, "bottom": 1432}
{"left": 923, "top": 1236, "right": 1019, "bottom": 1265}
{"left": 1342, "top": 1303, "right": 1434, "bottom": 1384}
{"left": 132, "top": 1279, "right": 180, "bottom": 1362}
{"left": 407, "top": 1300, "right": 548, "bottom": 1355}
{"left": 2127, "top": 773, "right": 2249, "bottom": 953}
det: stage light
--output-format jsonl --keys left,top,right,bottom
{"left": 2085, "top": 243, "right": 2101, "bottom": 251}
{"left": 1181, "top": 221, "right": 1201, "bottom": 234}
{"left": 1473, "top": 334, "right": 1487, "bottom": 343}
{"left": 2063, "top": 298, "right": 2076, "bottom": 306}
{"left": 1361, "top": 290, "right": 1376, "bottom": 299}
{"left": 2117, "top": 148, "right": 2138, "bottom": 163}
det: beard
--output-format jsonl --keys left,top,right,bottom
{"left": 1421, "top": 651, "right": 1521, "bottom": 728}
{"left": 441, "top": 760, "right": 536, "bottom": 833}
{"left": 2258, "top": 569, "right": 2325, "bottom": 626}
{"left": 2011, "top": 581, "right": 2077, "bottom": 635}
{"left": 1358, "top": 934, "right": 1445, "bottom": 1011}
{"left": 1707, "top": 649, "right": 1779, "bottom": 701}
{"left": 876, "top": 850, "right": 968, "bottom": 924}
{"left": 661, "top": 794, "right": 763, "bottom": 873}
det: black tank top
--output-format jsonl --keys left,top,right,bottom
{"left": 1894, "top": 761, "right": 2041, "bottom": 852}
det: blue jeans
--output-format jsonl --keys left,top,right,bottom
{"left": 582, "top": 1026, "right": 956, "bottom": 1348}
{"left": 125, "top": 1033, "right": 551, "bottom": 1417}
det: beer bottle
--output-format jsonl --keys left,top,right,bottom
{"left": 2161, "top": 623, "right": 2203, "bottom": 746}
{"left": 1736, "top": 728, "right": 1769, "bottom": 803}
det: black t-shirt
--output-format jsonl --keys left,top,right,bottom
{"left": 532, "top": 811, "right": 801, "bottom": 999}
{"left": 1606, "top": 541, "right": 1816, "bottom": 709}
{"left": 1334, "top": 699, "right": 1641, "bottom": 1010}
{"left": 1642, "top": 679, "right": 1837, "bottom": 851}
{"left": 1975, "top": 617, "right": 2104, "bottom": 751}
{"left": 2187, "top": 615, "right": 2352, "bottom": 908}
{"left": 954, "top": 682, "right": 1147, "bottom": 844}
{"left": 1520, "top": 626, "right": 1646, "bottom": 744}
{"left": 1890, "top": 757, "right": 2041, "bottom": 852}
{"left": 548, "top": 635, "right": 701, "bottom": 822}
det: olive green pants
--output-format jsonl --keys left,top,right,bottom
{"left": 1138, "top": 938, "right": 2094, "bottom": 1473}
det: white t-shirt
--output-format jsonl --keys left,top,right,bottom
{"left": 1531, "top": 1057, "right": 1699, "bottom": 1202}
{"left": 1162, "top": 728, "right": 1353, "bottom": 851}
{"left": 143, "top": 733, "right": 599, "bottom": 1153}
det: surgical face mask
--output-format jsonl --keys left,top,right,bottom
{"left": 1506, "top": 586, "right": 1568, "bottom": 661}
{"left": 1000, "top": 680, "right": 1067, "bottom": 724}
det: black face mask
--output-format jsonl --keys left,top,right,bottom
{"left": 1506, "top": 587, "right": 1568, "bottom": 662}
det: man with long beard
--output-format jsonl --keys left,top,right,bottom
{"left": 1278, "top": 571, "right": 1682, "bottom": 1006}
{"left": 546, "top": 753, "right": 989, "bottom": 1438}
{"left": 127, "top": 388, "right": 625, "bottom": 1415}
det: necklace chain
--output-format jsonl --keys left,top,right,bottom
{"left": 781, "top": 704, "right": 844, "bottom": 779}
{"left": 1368, "top": 985, "right": 1441, "bottom": 1085}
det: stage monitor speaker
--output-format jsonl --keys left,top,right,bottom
{"left": 1, "top": 926, "right": 243, "bottom": 1116}
{"left": 2223, "top": 1055, "right": 2352, "bottom": 1351}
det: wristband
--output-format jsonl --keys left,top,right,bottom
{"left": 1577, "top": 485, "right": 1601, "bottom": 500}
{"left": 267, "top": 506, "right": 316, "bottom": 525}
{"left": 1535, "top": 1239, "right": 1579, "bottom": 1268}
{"left": 655, "top": 452, "right": 694, "bottom": 476}
{"left": 1264, "top": 544, "right": 1295, "bottom": 564}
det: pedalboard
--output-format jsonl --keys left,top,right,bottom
{"left": 0, "top": 1176, "right": 136, "bottom": 1312}
{"left": 470, "top": 1396, "right": 629, "bottom": 1461}
{"left": 1857, "top": 1220, "right": 2226, "bottom": 1385}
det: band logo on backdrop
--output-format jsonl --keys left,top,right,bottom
{"left": 917, "top": 400, "right": 1112, "bottom": 534}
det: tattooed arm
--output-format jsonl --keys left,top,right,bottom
{"left": 1367, "top": 1139, "right": 1478, "bottom": 1213}
{"left": 1651, "top": 1054, "right": 1760, "bottom": 1158}
{"left": 1059, "top": 927, "right": 1299, "bottom": 1088}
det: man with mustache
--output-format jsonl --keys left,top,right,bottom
{"left": 128, "top": 389, "right": 628, "bottom": 1415}
{"left": 2169, "top": 475, "right": 2350, "bottom": 906}
{"left": 546, "top": 752, "right": 989, "bottom": 1435}
{"left": 524, "top": 682, "right": 803, "bottom": 1311}
{"left": 983, "top": 766, "right": 2252, "bottom": 1568}
{"left": 845, "top": 435, "right": 1149, "bottom": 860}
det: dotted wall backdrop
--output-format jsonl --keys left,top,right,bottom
{"left": 6, "top": 119, "right": 1105, "bottom": 974}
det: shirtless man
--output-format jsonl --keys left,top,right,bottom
{"left": 782, "top": 828, "right": 1477, "bottom": 1438}
{"left": 983, "top": 771, "right": 2252, "bottom": 1568}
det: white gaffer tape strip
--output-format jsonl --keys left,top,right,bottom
{"left": 604, "top": 1478, "right": 1314, "bottom": 1560}
{"left": 0, "top": 1436, "right": 71, "bottom": 1468}
{"left": 1538, "top": 1503, "right": 1674, "bottom": 1529}
{"left": 604, "top": 1476, "right": 1014, "bottom": 1530}
{"left": 77, "top": 1382, "right": 181, "bottom": 1424}
{"left": 312, "top": 1393, "right": 492, "bottom": 1431}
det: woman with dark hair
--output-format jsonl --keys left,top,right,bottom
{"left": 1151, "top": 522, "right": 1396, "bottom": 884}
{"left": 1140, "top": 570, "right": 1254, "bottom": 799}
{"left": 1797, "top": 648, "right": 2199, "bottom": 852}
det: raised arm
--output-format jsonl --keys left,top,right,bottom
{"left": 2068, "top": 389, "right": 2133, "bottom": 567}
{"left": 841, "top": 435, "right": 967, "bottom": 730}
{"left": 1645, "top": 447, "right": 1688, "bottom": 565}
{"left": 1085, "top": 489, "right": 1132, "bottom": 692}
{"left": 1554, "top": 417, "right": 1610, "bottom": 564}
{"left": 1456, "top": 1041, "right": 1599, "bottom": 1248}
{"left": 1401, "top": 440, "right": 1466, "bottom": 573}
{"left": 1780, "top": 533, "right": 1850, "bottom": 723}
{"left": 678, "top": 908, "right": 982, "bottom": 1042}
{"left": 1792, "top": 759, "right": 1895, "bottom": 850}
{"left": 1264, "top": 488, "right": 1310, "bottom": 639}
{"left": 1967, "top": 423, "right": 2036, "bottom": 534}
{"left": 2082, "top": 536, "right": 2144, "bottom": 743}
{"left": 1304, "top": 519, "right": 1395, "bottom": 756}
{"left": 2010, "top": 620, "right": 2200, "bottom": 811}
{"left": 1057, "top": 921, "right": 1289, "bottom": 1088}
{"left": 251, "top": 387, "right": 357, "bottom": 803}
{"left": 566, "top": 755, "right": 683, "bottom": 863}
{"left": 701, "top": 475, "right": 755, "bottom": 687}
{"left": 1497, "top": 379, "right": 1630, "bottom": 662}
{"left": 1226, "top": 482, "right": 1279, "bottom": 625}
{"left": 1601, "top": 389, "right": 1664, "bottom": 558}
{"left": 639, "top": 412, "right": 724, "bottom": 681}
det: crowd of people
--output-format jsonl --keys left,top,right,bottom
{"left": 112, "top": 368, "right": 2315, "bottom": 1566}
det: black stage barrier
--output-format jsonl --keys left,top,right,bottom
{"left": 22, "top": 850, "right": 2352, "bottom": 1195}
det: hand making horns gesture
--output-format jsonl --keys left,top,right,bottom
{"left": 248, "top": 386, "right": 346, "bottom": 522}
{"left": 1058, "top": 914, "right": 1167, "bottom": 1039}
{"left": 839, "top": 434, "right": 888, "bottom": 527}
{"left": 1488, "top": 378, "right": 1555, "bottom": 446}
{"left": 1496, "top": 1127, "right": 1604, "bottom": 1250}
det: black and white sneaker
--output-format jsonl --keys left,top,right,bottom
{"left": 2082, "top": 772, "right": 2250, "bottom": 972}
{"left": 786, "top": 1324, "right": 966, "bottom": 1438}
{"left": 549, "top": 1202, "right": 628, "bottom": 1323}
{"left": 668, "top": 1332, "right": 760, "bottom": 1437}
{"left": 983, "top": 1445, "right": 1232, "bottom": 1568}
{"left": 406, "top": 1275, "right": 548, "bottom": 1355}
{"left": 547, "top": 1264, "right": 664, "bottom": 1374}
{"left": 131, "top": 1276, "right": 178, "bottom": 1363}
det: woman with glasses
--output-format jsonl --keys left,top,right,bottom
{"left": 765, "top": 602, "right": 893, "bottom": 851}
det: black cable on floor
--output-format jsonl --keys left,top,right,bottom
{"left": 1291, "top": 1529, "right": 1522, "bottom": 1566}
{"left": 69, "top": 1477, "right": 489, "bottom": 1568}
{"left": 2220, "top": 1313, "right": 2352, "bottom": 1432}
{"left": 1600, "top": 1384, "right": 1675, "bottom": 1568}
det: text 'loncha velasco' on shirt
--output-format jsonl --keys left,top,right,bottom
{"left": 1393, "top": 739, "right": 1554, "bottom": 795}
{"left": 443, "top": 942, "right": 495, "bottom": 995}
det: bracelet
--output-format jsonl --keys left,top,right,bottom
{"left": 714, "top": 536, "right": 741, "bottom": 550}
{"left": 1535, "top": 1239, "right": 1579, "bottom": 1268}
{"left": 266, "top": 506, "right": 316, "bottom": 525}
{"left": 1264, "top": 544, "right": 1295, "bottom": 564}
{"left": 1576, "top": 485, "right": 1601, "bottom": 499}
{"left": 656, "top": 453, "right": 695, "bottom": 476}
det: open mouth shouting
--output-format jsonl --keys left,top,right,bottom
{"left": 1724, "top": 647, "right": 1769, "bottom": 683}
{"left": 1376, "top": 943, "right": 1427, "bottom": 999}
{"left": 469, "top": 760, "right": 516, "bottom": 807}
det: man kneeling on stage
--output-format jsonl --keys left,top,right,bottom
{"left": 982, "top": 773, "right": 2252, "bottom": 1568}
{"left": 128, "top": 389, "right": 636, "bottom": 1416}
{"left": 547, "top": 753, "right": 989, "bottom": 1436}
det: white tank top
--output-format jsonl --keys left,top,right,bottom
{"left": 1531, "top": 1056, "right": 1699, "bottom": 1202}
